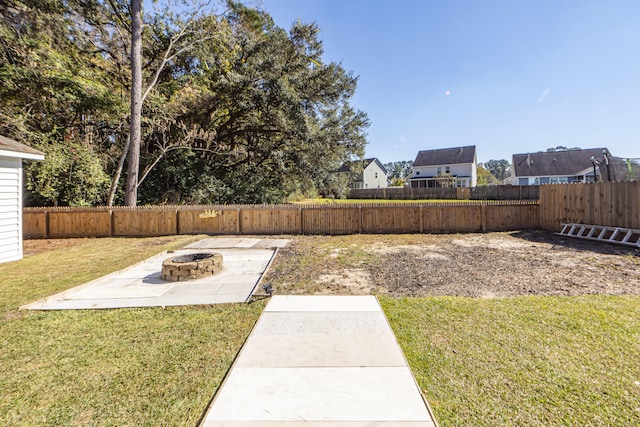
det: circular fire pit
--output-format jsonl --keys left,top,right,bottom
{"left": 161, "top": 252, "right": 223, "bottom": 282}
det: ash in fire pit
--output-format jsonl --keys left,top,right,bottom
{"left": 172, "top": 253, "right": 213, "bottom": 263}
{"left": 161, "top": 252, "right": 223, "bottom": 282}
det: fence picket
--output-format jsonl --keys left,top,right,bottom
{"left": 21, "top": 183, "right": 638, "bottom": 237}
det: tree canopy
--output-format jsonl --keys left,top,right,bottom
{"left": 0, "top": 0, "right": 369, "bottom": 206}
{"left": 483, "top": 159, "right": 511, "bottom": 181}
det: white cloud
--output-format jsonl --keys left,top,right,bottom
{"left": 538, "top": 88, "right": 551, "bottom": 104}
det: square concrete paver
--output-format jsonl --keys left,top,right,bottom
{"left": 21, "top": 246, "right": 278, "bottom": 310}
{"left": 201, "top": 295, "right": 437, "bottom": 426}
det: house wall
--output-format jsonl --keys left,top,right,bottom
{"left": 362, "top": 162, "right": 388, "bottom": 188}
{"left": 514, "top": 167, "right": 600, "bottom": 186}
{"left": 412, "top": 162, "right": 476, "bottom": 187}
{"left": 0, "top": 157, "right": 23, "bottom": 263}
{"left": 471, "top": 154, "right": 478, "bottom": 187}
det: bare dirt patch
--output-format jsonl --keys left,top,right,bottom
{"left": 22, "top": 238, "right": 91, "bottom": 257}
{"left": 263, "top": 230, "right": 640, "bottom": 297}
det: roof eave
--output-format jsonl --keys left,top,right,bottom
{"left": 0, "top": 149, "right": 45, "bottom": 161}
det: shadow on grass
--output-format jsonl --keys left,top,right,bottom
{"left": 509, "top": 228, "right": 640, "bottom": 256}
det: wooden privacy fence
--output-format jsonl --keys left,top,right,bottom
{"left": 23, "top": 201, "right": 540, "bottom": 238}
{"left": 539, "top": 181, "right": 640, "bottom": 231}
{"left": 349, "top": 185, "right": 540, "bottom": 200}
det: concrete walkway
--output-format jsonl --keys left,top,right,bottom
{"left": 201, "top": 295, "right": 437, "bottom": 426}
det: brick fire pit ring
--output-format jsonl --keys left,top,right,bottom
{"left": 161, "top": 252, "right": 223, "bottom": 282}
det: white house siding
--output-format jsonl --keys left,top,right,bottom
{"left": 0, "top": 157, "right": 23, "bottom": 263}
{"left": 514, "top": 168, "right": 598, "bottom": 186}
{"left": 362, "top": 162, "right": 388, "bottom": 188}
{"left": 413, "top": 163, "right": 475, "bottom": 187}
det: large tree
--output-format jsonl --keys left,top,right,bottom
{"left": 1, "top": 1, "right": 369, "bottom": 206}
{"left": 484, "top": 159, "right": 511, "bottom": 181}
{"left": 136, "top": 11, "right": 368, "bottom": 204}
{"left": 0, "top": 0, "right": 125, "bottom": 205}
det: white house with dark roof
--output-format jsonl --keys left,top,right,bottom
{"left": 336, "top": 158, "right": 388, "bottom": 189}
{"left": 408, "top": 145, "right": 477, "bottom": 188}
{"left": 512, "top": 148, "right": 609, "bottom": 185}
{"left": 0, "top": 135, "right": 45, "bottom": 263}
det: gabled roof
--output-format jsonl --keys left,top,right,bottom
{"left": 0, "top": 135, "right": 45, "bottom": 160}
{"left": 336, "top": 158, "right": 388, "bottom": 175}
{"left": 512, "top": 148, "right": 609, "bottom": 177}
{"left": 413, "top": 145, "right": 476, "bottom": 166}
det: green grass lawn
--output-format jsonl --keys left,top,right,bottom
{"left": 0, "top": 236, "right": 264, "bottom": 426}
{"left": 2, "top": 235, "right": 639, "bottom": 426}
{"left": 381, "top": 295, "right": 640, "bottom": 427}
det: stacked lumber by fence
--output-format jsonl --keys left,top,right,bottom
{"left": 23, "top": 201, "right": 540, "bottom": 238}
{"left": 539, "top": 181, "right": 640, "bottom": 231}
{"left": 349, "top": 185, "right": 540, "bottom": 200}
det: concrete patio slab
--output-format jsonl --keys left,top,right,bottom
{"left": 21, "top": 246, "right": 278, "bottom": 310}
{"left": 264, "top": 295, "right": 382, "bottom": 312}
{"left": 201, "top": 295, "right": 437, "bottom": 427}
{"left": 186, "top": 237, "right": 290, "bottom": 249}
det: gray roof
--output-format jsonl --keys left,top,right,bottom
{"left": 512, "top": 148, "right": 609, "bottom": 177}
{"left": 336, "top": 158, "right": 387, "bottom": 175}
{"left": 413, "top": 145, "right": 476, "bottom": 166}
{"left": 0, "top": 135, "right": 45, "bottom": 159}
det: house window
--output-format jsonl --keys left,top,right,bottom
{"left": 437, "top": 166, "right": 442, "bottom": 175}
{"left": 416, "top": 171, "right": 420, "bottom": 175}
{"left": 445, "top": 166, "right": 451, "bottom": 174}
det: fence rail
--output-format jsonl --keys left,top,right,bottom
{"left": 349, "top": 185, "right": 540, "bottom": 200}
{"left": 23, "top": 201, "right": 540, "bottom": 238}
{"left": 22, "top": 182, "right": 638, "bottom": 238}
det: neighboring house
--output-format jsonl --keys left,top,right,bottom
{"left": 512, "top": 148, "right": 610, "bottom": 186}
{"left": 408, "top": 145, "right": 477, "bottom": 188}
{"left": 336, "top": 158, "right": 388, "bottom": 189}
{"left": 600, "top": 155, "right": 640, "bottom": 182}
{"left": 0, "top": 135, "right": 45, "bottom": 264}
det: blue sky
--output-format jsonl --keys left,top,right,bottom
{"left": 262, "top": 0, "right": 640, "bottom": 164}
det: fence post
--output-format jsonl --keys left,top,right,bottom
{"left": 481, "top": 204, "right": 487, "bottom": 232}
{"left": 359, "top": 206, "right": 363, "bottom": 233}
{"left": 175, "top": 208, "right": 180, "bottom": 235}
{"left": 43, "top": 210, "right": 49, "bottom": 239}
{"left": 109, "top": 209, "right": 114, "bottom": 237}
{"left": 299, "top": 207, "right": 303, "bottom": 235}
{"left": 419, "top": 205, "right": 424, "bottom": 233}
{"left": 237, "top": 208, "right": 242, "bottom": 234}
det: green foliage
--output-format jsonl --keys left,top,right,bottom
{"left": 137, "top": 12, "right": 368, "bottom": 204}
{"left": 1, "top": 1, "right": 369, "bottom": 206}
{"left": 383, "top": 160, "right": 413, "bottom": 179}
{"left": 320, "top": 172, "right": 353, "bottom": 199}
{"left": 0, "top": 0, "right": 127, "bottom": 206}
{"left": 483, "top": 159, "right": 511, "bottom": 181}
{"left": 24, "top": 138, "right": 110, "bottom": 206}
{"left": 390, "top": 177, "right": 406, "bottom": 187}
{"left": 476, "top": 164, "right": 499, "bottom": 186}
{"left": 546, "top": 145, "right": 581, "bottom": 152}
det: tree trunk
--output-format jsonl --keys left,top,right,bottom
{"left": 124, "top": 0, "right": 143, "bottom": 206}
{"left": 106, "top": 136, "right": 130, "bottom": 206}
